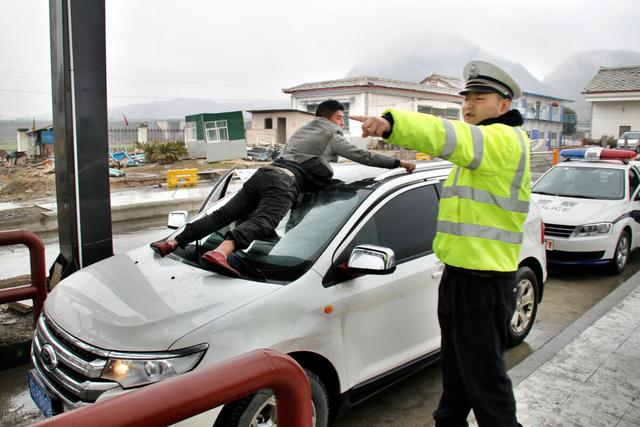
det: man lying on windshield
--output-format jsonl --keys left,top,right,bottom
{"left": 150, "top": 99, "right": 415, "bottom": 277}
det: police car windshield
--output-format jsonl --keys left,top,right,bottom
{"left": 533, "top": 166, "right": 625, "bottom": 200}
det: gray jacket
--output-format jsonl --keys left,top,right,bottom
{"left": 278, "top": 117, "right": 399, "bottom": 187}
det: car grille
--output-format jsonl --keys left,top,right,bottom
{"left": 547, "top": 250, "right": 606, "bottom": 262}
{"left": 31, "top": 314, "right": 119, "bottom": 410}
{"left": 544, "top": 223, "right": 577, "bottom": 238}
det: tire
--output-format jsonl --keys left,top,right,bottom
{"left": 508, "top": 266, "right": 539, "bottom": 348}
{"left": 214, "top": 369, "right": 329, "bottom": 427}
{"left": 608, "top": 230, "right": 630, "bottom": 275}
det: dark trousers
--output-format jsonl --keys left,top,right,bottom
{"left": 433, "top": 266, "right": 520, "bottom": 427}
{"left": 175, "top": 168, "right": 298, "bottom": 250}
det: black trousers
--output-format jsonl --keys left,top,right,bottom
{"left": 433, "top": 266, "right": 520, "bottom": 427}
{"left": 175, "top": 168, "right": 298, "bottom": 250}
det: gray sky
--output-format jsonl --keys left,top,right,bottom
{"left": 1, "top": 0, "right": 639, "bottom": 119}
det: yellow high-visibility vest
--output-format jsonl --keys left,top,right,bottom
{"left": 385, "top": 109, "right": 531, "bottom": 272}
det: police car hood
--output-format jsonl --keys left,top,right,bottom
{"left": 43, "top": 247, "right": 281, "bottom": 352}
{"left": 532, "top": 194, "right": 623, "bottom": 225}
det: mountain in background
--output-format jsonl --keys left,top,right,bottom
{"left": 108, "top": 98, "right": 289, "bottom": 120}
{"left": 346, "top": 33, "right": 556, "bottom": 97}
{"left": 543, "top": 50, "right": 640, "bottom": 121}
{"left": 346, "top": 33, "right": 640, "bottom": 123}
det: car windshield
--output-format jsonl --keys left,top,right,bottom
{"left": 621, "top": 132, "right": 640, "bottom": 139}
{"left": 169, "top": 182, "right": 372, "bottom": 283}
{"left": 532, "top": 165, "right": 625, "bottom": 200}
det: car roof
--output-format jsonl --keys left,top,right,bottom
{"left": 329, "top": 160, "right": 452, "bottom": 189}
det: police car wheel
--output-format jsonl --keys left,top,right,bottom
{"left": 213, "top": 369, "right": 329, "bottom": 427}
{"left": 508, "top": 266, "right": 538, "bottom": 348}
{"left": 608, "top": 230, "right": 630, "bottom": 275}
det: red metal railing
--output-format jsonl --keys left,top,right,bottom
{"left": 32, "top": 349, "right": 312, "bottom": 427}
{"left": 0, "top": 229, "right": 47, "bottom": 322}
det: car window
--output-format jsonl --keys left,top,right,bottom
{"left": 336, "top": 184, "right": 440, "bottom": 265}
{"left": 532, "top": 166, "right": 625, "bottom": 200}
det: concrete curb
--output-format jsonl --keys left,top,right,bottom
{"left": 509, "top": 268, "right": 640, "bottom": 385}
{"left": 0, "top": 196, "right": 206, "bottom": 236}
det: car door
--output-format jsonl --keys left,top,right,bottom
{"left": 628, "top": 166, "right": 640, "bottom": 249}
{"left": 331, "top": 182, "right": 443, "bottom": 387}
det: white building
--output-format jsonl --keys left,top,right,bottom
{"left": 246, "top": 109, "right": 315, "bottom": 147}
{"left": 284, "top": 74, "right": 572, "bottom": 148}
{"left": 283, "top": 76, "right": 462, "bottom": 140}
{"left": 583, "top": 65, "right": 640, "bottom": 140}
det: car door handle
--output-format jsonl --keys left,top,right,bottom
{"left": 431, "top": 265, "right": 445, "bottom": 279}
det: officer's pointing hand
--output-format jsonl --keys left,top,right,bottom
{"left": 350, "top": 115, "right": 391, "bottom": 138}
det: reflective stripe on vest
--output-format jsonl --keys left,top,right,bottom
{"left": 437, "top": 221, "right": 524, "bottom": 244}
{"left": 441, "top": 128, "right": 529, "bottom": 213}
{"left": 438, "top": 118, "right": 485, "bottom": 171}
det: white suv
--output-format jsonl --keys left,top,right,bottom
{"left": 29, "top": 161, "right": 546, "bottom": 426}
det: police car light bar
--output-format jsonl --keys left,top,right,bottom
{"left": 560, "top": 147, "right": 636, "bottom": 161}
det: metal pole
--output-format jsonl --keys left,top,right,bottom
{"left": 49, "top": 0, "right": 113, "bottom": 280}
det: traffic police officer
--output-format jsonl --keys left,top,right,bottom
{"left": 352, "top": 60, "right": 529, "bottom": 427}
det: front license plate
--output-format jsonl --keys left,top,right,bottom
{"left": 28, "top": 371, "right": 54, "bottom": 418}
{"left": 544, "top": 239, "right": 554, "bottom": 250}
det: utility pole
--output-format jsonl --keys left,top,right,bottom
{"left": 49, "top": 0, "right": 113, "bottom": 282}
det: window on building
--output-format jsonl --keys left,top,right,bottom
{"left": 204, "top": 120, "right": 229, "bottom": 143}
{"left": 185, "top": 122, "right": 197, "bottom": 142}
{"left": 265, "top": 118, "right": 273, "bottom": 129}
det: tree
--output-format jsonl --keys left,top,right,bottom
{"left": 562, "top": 107, "right": 577, "bottom": 136}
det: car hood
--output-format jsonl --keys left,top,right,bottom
{"left": 532, "top": 194, "right": 623, "bottom": 225}
{"left": 44, "top": 247, "right": 281, "bottom": 352}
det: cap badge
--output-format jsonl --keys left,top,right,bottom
{"left": 469, "top": 63, "right": 479, "bottom": 78}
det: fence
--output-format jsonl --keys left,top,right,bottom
{"left": 108, "top": 127, "right": 184, "bottom": 149}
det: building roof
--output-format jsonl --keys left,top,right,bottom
{"left": 420, "top": 73, "right": 464, "bottom": 89}
{"left": 247, "top": 109, "right": 314, "bottom": 115}
{"left": 283, "top": 76, "right": 460, "bottom": 97}
{"left": 583, "top": 65, "right": 640, "bottom": 94}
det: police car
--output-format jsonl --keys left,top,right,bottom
{"left": 532, "top": 147, "right": 640, "bottom": 274}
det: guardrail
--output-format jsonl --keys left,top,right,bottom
{"left": 0, "top": 229, "right": 47, "bottom": 322}
{"left": 31, "top": 348, "right": 312, "bottom": 427}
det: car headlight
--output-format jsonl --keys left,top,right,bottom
{"left": 101, "top": 344, "right": 207, "bottom": 388}
{"left": 574, "top": 222, "right": 612, "bottom": 237}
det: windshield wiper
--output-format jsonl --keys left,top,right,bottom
{"left": 232, "top": 252, "right": 267, "bottom": 282}
{"left": 558, "top": 194, "right": 597, "bottom": 199}
{"left": 532, "top": 191, "right": 559, "bottom": 196}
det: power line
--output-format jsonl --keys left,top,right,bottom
{"left": 0, "top": 88, "right": 287, "bottom": 103}
{"left": 0, "top": 68, "right": 283, "bottom": 89}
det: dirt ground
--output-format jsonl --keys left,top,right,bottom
{"left": 0, "top": 156, "right": 264, "bottom": 204}
{"left": 0, "top": 150, "right": 413, "bottom": 204}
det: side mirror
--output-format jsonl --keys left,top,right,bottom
{"left": 346, "top": 244, "right": 396, "bottom": 275}
{"left": 167, "top": 210, "right": 189, "bottom": 229}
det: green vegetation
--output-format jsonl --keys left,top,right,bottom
{"left": 143, "top": 141, "right": 188, "bottom": 165}
{"left": 0, "top": 141, "right": 18, "bottom": 151}
{"left": 562, "top": 107, "right": 577, "bottom": 136}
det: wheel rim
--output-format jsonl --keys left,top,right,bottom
{"left": 616, "top": 234, "right": 630, "bottom": 271}
{"left": 511, "top": 278, "right": 535, "bottom": 336}
{"left": 249, "top": 396, "right": 317, "bottom": 427}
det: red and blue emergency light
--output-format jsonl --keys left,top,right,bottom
{"left": 560, "top": 147, "right": 637, "bottom": 161}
